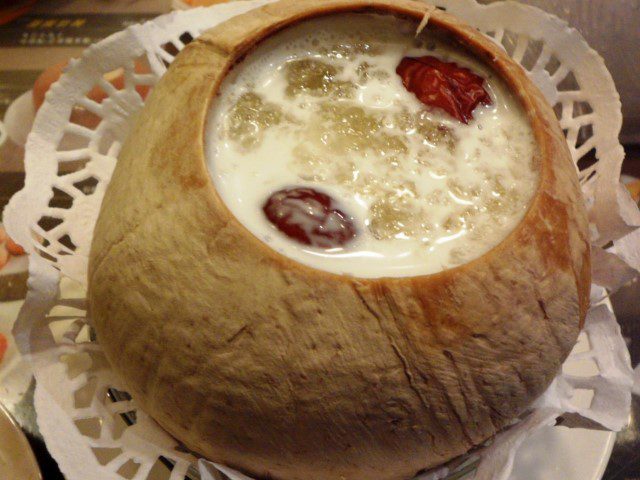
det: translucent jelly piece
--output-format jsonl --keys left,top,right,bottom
{"left": 321, "top": 41, "right": 385, "bottom": 60}
{"left": 447, "top": 179, "right": 481, "bottom": 200}
{"left": 356, "top": 61, "right": 390, "bottom": 82}
{"left": 394, "top": 110, "right": 456, "bottom": 150}
{"left": 369, "top": 192, "right": 431, "bottom": 241}
{"left": 442, "top": 214, "right": 465, "bottom": 233}
{"left": 315, "top": 102, "right": 408, "bottom": 157}
{"left": 425, "top": 190, "right": 453, "bottom": 207}
{"left": 292, "top": 145, "right": 328, "bottom": 182}
{"left": 285, "top": 59, "right": 356, "bottom": 98}
{"left": 480, "top": 187, "right": 522, "bottom": 228}
{"left": 226, "top": 92, "right": 283, "bottom": 150}
{"left": 489, "top": 175, "right": 508, "bottom": 197}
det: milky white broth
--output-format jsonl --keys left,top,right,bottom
{"left": 205, "top": 13, "right": 538, "bottom": 278}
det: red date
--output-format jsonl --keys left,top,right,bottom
{"left": 396, "top": 56, "right": 492, "bottom": 124}
{"left": 263, "top": 187, "right": 357, "bottom": 248}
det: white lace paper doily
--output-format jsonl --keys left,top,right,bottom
{"left": 3, "top": 1, "right": 639, "bottom": 480}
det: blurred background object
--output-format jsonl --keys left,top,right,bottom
{"left": 0, "top": 0, "right": 169, "bottom": 174}
{"left": 0, "top": 0, "right": 38, "bottom": 27}
{"left": 0, "top": 0, "right": 172, "bottom": 228}
{"left": 0, "top": 402, "right": 41, "bottom": 480}
{"left": 480, "top": 0, "right": 640, "bottom": 144}
{"left": 173, "top": 0, "right": 232, "bottom": 7}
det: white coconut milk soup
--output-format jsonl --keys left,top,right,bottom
{"left": 206, "top": 14, "right": 537, "bottom": 277}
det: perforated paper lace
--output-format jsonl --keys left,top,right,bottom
{"left": 4, "top": 1, "right": 638, "bottom": 479}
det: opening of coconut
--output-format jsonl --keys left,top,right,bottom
{"left": 205, "top": 12, "right": 538, "bottom": 278}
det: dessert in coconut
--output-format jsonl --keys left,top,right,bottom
{"left": 88, "top": 1, "right": 590, "bottom": 479}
